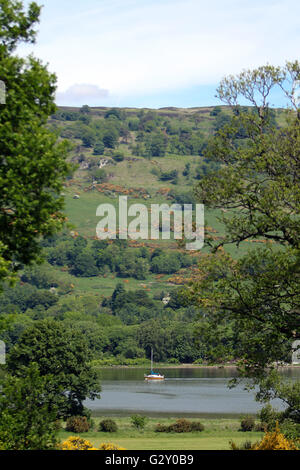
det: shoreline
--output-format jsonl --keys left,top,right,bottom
{"left": 96, "top": 363, "right": 300, "bottom": 369}
{"left": 89, "top": 410, "right": 256, "bottom": 419}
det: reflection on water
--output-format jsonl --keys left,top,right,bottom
{"left": 85, "top": 367, "right": 300, "bottom": 418}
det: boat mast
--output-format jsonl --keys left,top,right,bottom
{"left": 151, "top": 347, "right": 153, "bottom": 371}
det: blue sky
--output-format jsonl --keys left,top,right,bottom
{"left": 19, "top": 0, "right": 300, "bottom": 108}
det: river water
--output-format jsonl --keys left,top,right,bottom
{"left": 84, "top": 367, "right": 300, "bottom": 418}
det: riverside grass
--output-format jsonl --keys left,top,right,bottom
{"left": 58, "top": 416, "right": 264, "bottom": 451}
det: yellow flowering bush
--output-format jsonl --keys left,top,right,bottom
{"left": 61, "top": 436, "right": 125, "bottom": 450}
{"left": 230, "top": 422, "right": 299, "bottom": 451}
{"left": 252, "top": 422, "right": 299, "bottom": 451}
{"left": 61, "top": 437, "right": 97, "bottom": 450}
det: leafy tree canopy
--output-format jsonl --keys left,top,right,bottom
{"left": 6, "top": 319, "right": 101, "bottom": 418}
{"left": 0, "top": 0, "right": 71, "bottom": 287}
{"left": 187, "top": 62, "right": 300, "bottom": 383}
{"left": 0, "top": 363, "right": 59, "bottom": 450}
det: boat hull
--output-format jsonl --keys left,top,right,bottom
{"left": 144, "top": 375, "right": 164, "bottom": 380}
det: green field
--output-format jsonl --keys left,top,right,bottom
{"left": 59, "top": 416, "right": 264, "bottom": 450}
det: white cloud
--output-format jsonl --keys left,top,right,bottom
{"left": 56, "top": 83, "right": 109, "bottom": 105}
{"left": 19, "top": 0, "right": 300, "bottom": 103}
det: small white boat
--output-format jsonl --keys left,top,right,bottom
{"left": 144, "top": 348, "right": 164, "bottom": 381}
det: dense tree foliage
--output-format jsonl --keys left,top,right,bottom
{"left": 44, "top": 236, "right": 196, "bottom": 279}
{"left": 6, "top": 319, "right": 101, "bottom": 418}
{"left": 187, "top": 62, "right": 300, "bottom": 383}
{"left": 0, "top": 263, "right": 210, "bottom": 364}
{"left": 0, "top": 0, "right": 71, "bottom": 287}
{"left": 0, "top": 363, "right": 58, "bottom": 450}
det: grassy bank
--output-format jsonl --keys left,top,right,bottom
{"left": 59, "top": 416, "right": 264, "bottom": 450}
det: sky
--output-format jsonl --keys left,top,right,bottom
{"left": 19, "top": 0, "right": 300, "bottom": 108}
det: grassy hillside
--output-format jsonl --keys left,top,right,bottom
{"left": 51, "top": 104, "right": 276, "bottom": 292}
{"left": 0, "top": 105, "right": 286, "bottom": 366}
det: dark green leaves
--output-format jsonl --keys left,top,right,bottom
{"left": 0, "top": 1, "right": 71, "bottom": 286}
{"left": 190, "top": 62, "right": 300, "bottom": 377}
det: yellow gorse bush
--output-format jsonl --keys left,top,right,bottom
{"left": 61, "top": 436, "right": 97, "bottom": 450}
{"left": 61, "top": 436, "right": 125, "bottom": 450}
{"left": 230, "top": 422, "right": 299, "bottom": 451}
{"left": 252, "top": 422, "right": 299, "bottom": 451}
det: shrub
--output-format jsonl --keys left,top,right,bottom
{"left": 154, "top": 423, "right": 171, "bottom": 433}
{"left": 171, "top": 418, "right": 192, "bottom": 433}
{"left": 231, "top": 422, "right": 299, "bottom": 450}
{"left": 90, "top": 168, "right": 107, "bottom": 182}
{"left": 240, "top": 416, "right": 255, "bottom": 432}
{"left": 252, "top": 422, "right": 299, "bottom": 450}
{"left": 280, "top": 419, "right": 300, "bottom": 441}
{"left": 160, "top": 170, "right": 178, "bottom": 182}
{"left": 65, "top": 416, "right": 90, "bottom": 433}
{"left": 254, "top": 422, "right": 267, "bottom": 432}
{"left": 190, "top": 421, "right": 205, "bottom": 432}
{"left": 61, "top": 436, "right": 96, "bottom": 450}
{"left": 155, "top": 419, "right": 204, "bottom": 433}
{"left": 130, "top": 414, "right": 148, "bottom": 430}
{"left": 258, "top": 404, "right": 281, "bottom": 431}
{"left": 99, "top": 419, "right": 118, "bottom": 433}
{"left": 93, "top": 142, "right": 105, "bottom": 155}
{"left": 61, "top": 436, "right": 125, "bottom": 450}
{"left": 112, "top": 152, "right": 125, "bottom": 162}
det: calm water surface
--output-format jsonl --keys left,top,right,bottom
{"left": 85, "top": 367, "right": 300, "bottom": 418}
